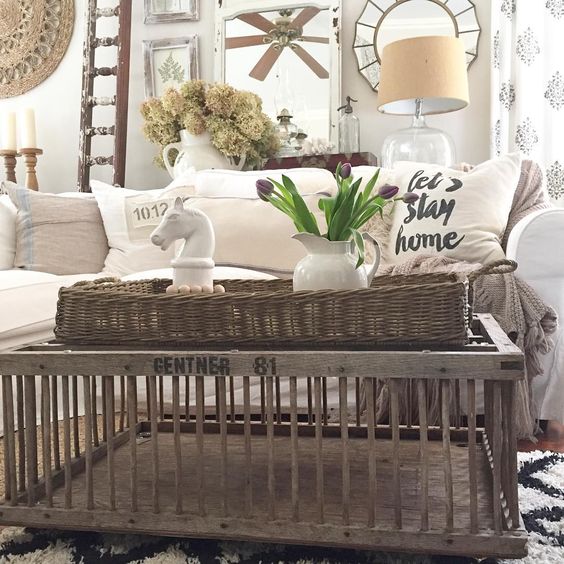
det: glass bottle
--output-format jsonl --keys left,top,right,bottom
{"left": 338, "top": 96, "right": 360, "bottom": 154}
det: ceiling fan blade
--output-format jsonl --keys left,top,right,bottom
{"left": 249, "top": 45, "right": 282, "bottom": 81}
{"left": 237, "top": 12, "right": 275, "bottom": 34}
{"left": 290, "top": 7, "right": 321, "bottom": 29}
{"left": 298, "top": 36, "right": 330, "bottom": 44}
{"left": 292, "top": 44, "right": 329, "bottom": 79}
{"left": 226, "top": 35, "right": 268, "bottom": 49}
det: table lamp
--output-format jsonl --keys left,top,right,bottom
{"left": 378, "top": 36, "right": 469, "bottom": 168}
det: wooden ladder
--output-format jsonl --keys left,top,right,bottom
{"left": 78, "top": 1, "right": 132, "bottom": 192}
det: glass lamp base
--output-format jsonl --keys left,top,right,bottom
{"left": 381, "top": 116, "right": 456, "bottom": 168}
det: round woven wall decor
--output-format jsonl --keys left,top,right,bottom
{"left": 0, "top": 0, "right": 74, "bottom": 98}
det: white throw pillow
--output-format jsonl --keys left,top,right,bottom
{"left": 195, "top": 167, "right": 338, "bottom": 198}
{"left": 384, "top": 153, "right": 522, "bottom": 265}
{"left": 186, "top": 194, "right": 328, "bottom": 277}
{"left": 0, "top": 194, "right": 16, "bottom": 270}
{"left": 91, "top": 181, "right": 196, "bottom": 275}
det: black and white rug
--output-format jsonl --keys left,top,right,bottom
{"left": 0, "top": 451, "right": 562, "bottom": 564}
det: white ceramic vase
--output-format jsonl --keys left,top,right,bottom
{"left": 162, "top": 130, "right": 246, "bottom": 179}
{"left": 292, "top": 232, "right": 380, "bottom": 291}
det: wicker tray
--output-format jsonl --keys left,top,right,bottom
{"left": 54, "top": 261, "right": 516, "bottom": 348}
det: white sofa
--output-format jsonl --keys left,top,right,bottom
{"left": 506, "top": 208, "right": 564, "bottom": 423}
{"left": 0, "top": 166, "right": 562, "bottom": 427}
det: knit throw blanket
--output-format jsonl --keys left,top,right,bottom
{"left": 377, "top": 255, "right": 557, "bottom": 439}
{"left": 371, "top": 160, "right": 557, "bottom": 439}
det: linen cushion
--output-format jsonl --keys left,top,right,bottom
{"left": 384, "top": 153, "right": 522, "bottom": 265}
{"left": 195, "top": 167, "right": 338, "bottom": 198}
{"left": 0, "top": 194, "right": 16, "bottom": 270}
{"left": 90, "top": 180, "right": 196, "bottom": 275}
{"left": 186, "top": 194, "right": 328, "bottom": 277}
{"left": 5, "top": 182, "right": 109, "bottom": 275}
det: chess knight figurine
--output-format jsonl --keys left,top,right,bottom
{"left": 151, "top": 197, "right": 220, "bottom": 294}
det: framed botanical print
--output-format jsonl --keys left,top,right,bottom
{"left": 143, "top": 36, "right": 199, "bottom": 98}
{"left": 144, "top": 0, "right": 199, "bottom": 23}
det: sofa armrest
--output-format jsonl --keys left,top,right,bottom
{"left": 506, "top": 209, "right": 564, "bottom": 318}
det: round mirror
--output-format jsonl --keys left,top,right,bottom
{"left": 354, "top": 0, "right": 480, "bottom": 91}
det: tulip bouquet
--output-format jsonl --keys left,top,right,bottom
{"left": 257, "top": 163, "right": 418, "bottom": 268}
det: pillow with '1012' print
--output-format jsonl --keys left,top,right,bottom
{"left": 383, "top": 153, "right": 521, "bottom": 266}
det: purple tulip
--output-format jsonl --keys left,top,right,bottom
{"left": 402, "top": 191, "right": 420, "bottom": 204}
{"left": 256, "top": 179, "right": 274, "bottom": 201}
{"left": 378, "top": 184, "right": 400, "bottom": 200}
{"left": 340, "top": 163, "right": 352, "bottom": 179}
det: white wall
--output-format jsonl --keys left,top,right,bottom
{"left": 0, "top": 0, "right": 491, "bottom": 193}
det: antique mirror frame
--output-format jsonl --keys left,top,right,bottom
{"left": 215, "top": 0, "right": 342, "bottom": 148}
{"left": 354, "top": 0, "right": 481, "bottom": 91}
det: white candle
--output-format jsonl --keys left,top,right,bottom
{"left": 19, "top": 108, "right": 37, "bottom": 149}
{"left": 1, "top": 112, "right": 17, "bottom": 151}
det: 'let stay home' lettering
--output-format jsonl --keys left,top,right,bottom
{"left": 395, "top": 170, "right": 466, "bottom": 255}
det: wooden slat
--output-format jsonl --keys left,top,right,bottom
{"left": 2, "top": 375, "right": 10, "bottom": 501}
{"left": 441, "top": 380, "right": 454, "bottom": 531}
{"left": 229, "top": 376, "right": 236, "bottom": 423}
{"left": 51, "top": 376, "right": 60, "bottom": 471}
{"left": 172, "top": 376, "right": 183, "bottom": 515}
{"left": 365, "top": 377, "right": 376, "bottom": 527}
{"left": 16, "top": 376, "right": 25, "bottom": 492}
{"left": 266, "top": 376, "right": 276, "bottom": 520}
{"left": 390, "top": 379, "right": 401, "bottom": 529}
{"left": 105, "top": 377, "right": 116, "bottom": 510}
{"left": 119, "top": 375, "right": 125, "bottom": 432}
{"left": 322, "top": 378, "right": 328, "bottom": 425}
{"left": 1, "top": 347, "right": 525, "bottom": 381}
{"left": 24, "top": 376, "right": 37, "bottom": 506}
{"left": 275, "top": 376, "right": 282, "bottom": 424}
{"left": 3, "top": 376, "right": 17, "bottom": 504}
{"left": 417, "top": 379, "right": 429, "bottom": 531}
{"left": 307, "top": 377, "right": 313, "bottom": 424}
{"left": 492, "top": 382, "right": 503, "bottom": 533}
{"left": 102, "top": 376, "right": 107, "bottom": 442}
{"left": 82, "top": 376, "right": 94, "bottom": 510}
{"left": 185, "top": 376, "right": 190, "bottom": 421}
{"left": 314, "top": 376, "right": 324, "bottom": 523}
{"left": 339, "top": 377, "right": 350, "bottom": 526}
{"left": 290, "top": 375, "right": 299, "bottom": 521}
{"left": 196, "top": 376, "right": 205, "bottom": 515}
{"left": 505, "top": 381, "right": 520, "bottom": 528}
{"left": 145, "top": 375, "right": 151, "bottom": 422}
{"left": 243, "top": 376, "right": 252, "bottom": 517}
{"left": 260, "top": 377, "right": 266, "bottom": 424}
{"left": 159, "top": 375, "right": 164, "bottom": 421}
{"left": 72, "top": 375, "right": 80, "bottom": 458}
{"left": 149, "top": 375, "right": 159, "bottom": 513}
{"left": 62, "top": 376, "right": 72, "bottom": 508}
{"left": 41, "top": 377, "right": 53, "bottom": 507}
{"left": 467, "top": 379, "right": 478, "bottom": 534}
{"left": 218, "top": 376, "right": 228, "bottom": 517}
{"left": 127, "top": 376, "right": 138, "bottom": 512}
{"left": 355, "top": 378, "right": 361, "bottom": 426}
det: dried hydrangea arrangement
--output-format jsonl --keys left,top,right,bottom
{"left": 141, "top": 80, "right": 280, "bottom": 169}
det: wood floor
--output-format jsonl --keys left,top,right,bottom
{"left": 518, "top": 423, "right": 564, "bottom": 453}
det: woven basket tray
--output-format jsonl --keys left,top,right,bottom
{"left": 54, "top": 261, "right": 516, "bottom": 348}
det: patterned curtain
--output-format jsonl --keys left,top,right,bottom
{"left": 491, "top": 0, "right": 564, "bottom": 205}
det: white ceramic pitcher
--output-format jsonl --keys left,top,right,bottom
{"left": 162, "top": 130, "right": 247, "bottom": 179}
{"left": 292, "top": 232, "right": 381, "bottom": 291}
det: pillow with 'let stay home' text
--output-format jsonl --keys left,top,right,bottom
{"left": 383, "top": 153, "right": 521, "bottom": 266}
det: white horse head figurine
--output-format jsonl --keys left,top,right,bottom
{"left": 150, "top": 197, "right": 215, "bottom": 289}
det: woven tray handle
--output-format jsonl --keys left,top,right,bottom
{"left": 467, "top": 259, "right": 517, "bottom": 284}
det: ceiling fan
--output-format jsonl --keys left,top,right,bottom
{"left": 225, "top": 7, "right": 330, "bottom": 81}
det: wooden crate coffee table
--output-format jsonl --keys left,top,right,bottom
{"left": 0, "top": 314, "right": 528, "bottom": 559}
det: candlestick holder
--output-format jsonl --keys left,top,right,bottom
{"left": 17, "top": 148, "right": 43, "bottom": 191}
{"left": 0, "top": 150, "right": 18, "bottom": 184}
